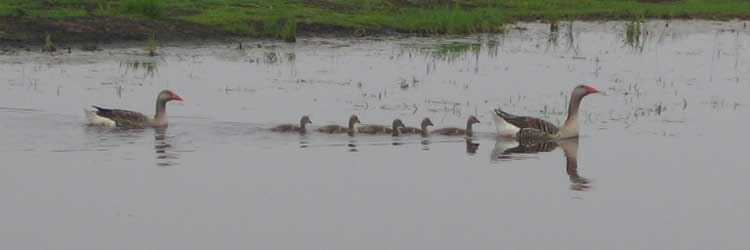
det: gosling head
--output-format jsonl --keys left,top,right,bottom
{"left": 392, "top": 119, "right": 406, "bottom": 129}
{"left": 349, "top": 115, "right": 361, "bottom": 125}
{"left": 300, "top": 115, "right": 312, "bottom": 124}
{"left": 421, "top": 118, "right": 434, "bottom": 128}
{"left": 467, "top": 115, "right": 480, "bottom": 125}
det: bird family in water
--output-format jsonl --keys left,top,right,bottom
{"left": 85, "top": 85, "right": 600, "bottom": 141}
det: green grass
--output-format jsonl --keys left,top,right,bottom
{"left": 2, "top": 0, "right": 750, "bottom": 40}
{"left": 120, "top": 0, "right": 165, "bottom": 19}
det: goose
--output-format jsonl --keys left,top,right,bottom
{"left": 271, "top": 115, "right": 312, "bottom": 134}
{"left": 401, "top": 118, "right": 434, "bottom": 137}
{"left": 431, "top": 116, "right": 480, "bottom": 137}
{"left": 358, "top": 119, "right": 407, "bottom": 136}
{"left": 84, "top": 90, "right": 183, "bottom": 128}
{"left": 318, "top": 115, "right": 360, "bottom": 135}
{"left": 494, "top": 85, "right": 599, "bottom": 140}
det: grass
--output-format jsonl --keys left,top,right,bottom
{"left": 277, "top": 16, "right": 297, "bottom": 42}
{"left": 2, "top": 0, "right": 750, "bottom": 41}
{"left": 120, "top": 0, "right": 165, "bottom": 19}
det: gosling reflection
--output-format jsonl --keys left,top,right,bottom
{"left": 465, "top": 139, "right": 479, "bottom": 154}
{"left": 491, "top": 137, "right": 591, "bottom": 191}
{"left": 347, "top": 139, "right": 358, "bottom": 152}
{"left": 420, "top": 139, "right": 431, "bottom": 151}
{"left": 154, "top": 127, "right": 179, "bottom": 167}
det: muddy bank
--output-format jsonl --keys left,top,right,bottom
{"left": 0, "top": 16, "right": 393, "bottom": 49}
{"left": 0, "top": 16, "right": 235, "bottom": 47}
{"left": 1, "top": 15, "right": 749, "bottom": 50}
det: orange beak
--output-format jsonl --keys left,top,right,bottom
{"left": 585, "top": 86, "right": 600, "bottom": 94}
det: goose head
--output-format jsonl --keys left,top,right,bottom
{"left": 573, "top": 85, "right": 600, "bottom": 98}
{"left": 158, "top": 90, "right": 183, "bottom": 103}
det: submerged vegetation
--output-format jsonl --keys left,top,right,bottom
{"left": 1, "top": 0, "right": 750, "bottom": 43}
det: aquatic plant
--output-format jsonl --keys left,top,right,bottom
{"left": 428, "top": 42, "right": 481, "bottom": 62}
{"left": 145, "top": 32, "right": 158, "bottom": 56}
{"left": 565, "top": 21, "right": 578, "bottom": 54}
{"left": 625, "top": 17, "right": 646, "bottom": 51}
{"left": 43, "top": 33, "right": 56, "bottom": 52}
{"left": 625, "top": 19, "right": 641, "bottom": 45}
{"left": 278, "top": 17, "right": 297, "bottom": 43}
{"left": 550, "top": 20, "right": 560, "bottom": 33}
{"left": 548, "top": 20, "right": 560, "bottom": 47}
{"left": 123, "top": 60, "right": 158, "bottom": 78}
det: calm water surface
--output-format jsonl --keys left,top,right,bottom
{"left": 1, "top": 20, "right": 749, "bottom": 249}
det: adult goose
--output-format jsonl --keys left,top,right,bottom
{"left": 271, "top": 115, "right": 312, "bottom": 134}
{"left": 85, "top": 90, "right": 183, "bottom": 128}
{"left": 401, "top": 118, "right": 434, "bottom": 137}
{"left": 431, "top": 116, "right": 480, "bottom": 137}
{"left": 494, "top": 85, "right": 599, "bottom": 140}
{"left": 318, "top": 115, "right": 360, "bottom": 135}
{"left": 358, "top": 119, "right": 407, "bottom": 136}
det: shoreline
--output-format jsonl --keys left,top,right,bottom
{"left": 2, "top": 0, "right": 750, "bottom": 48}
{"left": 0, "top": 19, "right": 750, "bottom": 57}
{"left": 1, "top": 19, "right": 747, "bottom": 53}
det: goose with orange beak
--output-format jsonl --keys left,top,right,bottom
{"left": 85, "top": 90, "right": 183, "bottom": 128}
{"left": 494, "top": 85, "right": 600, "bottom": 140}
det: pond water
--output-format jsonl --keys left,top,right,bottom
{"left": 1, "top": 20, "right": 749, "bottom": 249}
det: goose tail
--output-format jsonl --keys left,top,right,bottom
{"left": 84, "top": 108, "right": 116, "bottom": 127}
{"left": 492, "top": 108, "right": 520, "bottom": 137}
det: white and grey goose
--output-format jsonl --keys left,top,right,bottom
{"left": 494, "top": 85, "right": 600, "bottom": 140}
{"left": 85, "top": 90, "right": 183, "bottom": 128}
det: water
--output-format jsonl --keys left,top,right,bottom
{"left": 1, "top": 20, "right": 749, "bottom": 249}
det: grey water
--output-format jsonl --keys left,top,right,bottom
{"left": 1, "top": 20, "right": 749, "bottom": 250}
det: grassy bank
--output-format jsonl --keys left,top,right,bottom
{"left": 2, "top": 0, "right": 750, "bottom": 44}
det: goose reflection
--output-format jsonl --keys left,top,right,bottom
{"left": 558, "top": 138, "right": 591, "bottom": 191}
{"left": 491, "top": 137, "right": 591, "bottom": 191}
{"left": 83, "top": 125, "right": 151, "bottom": 152}
{"left": 490, "top": 138, "right": 557, "bottom": 161}
{"left": 154, "top": 127, "right": 179, "bottom": 167}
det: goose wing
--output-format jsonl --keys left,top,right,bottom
{"left": 494, "top": 108, "right": 559, "bottom": 135}
{"left": 92, "top": 106, "right": 150, "bottom": 128}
